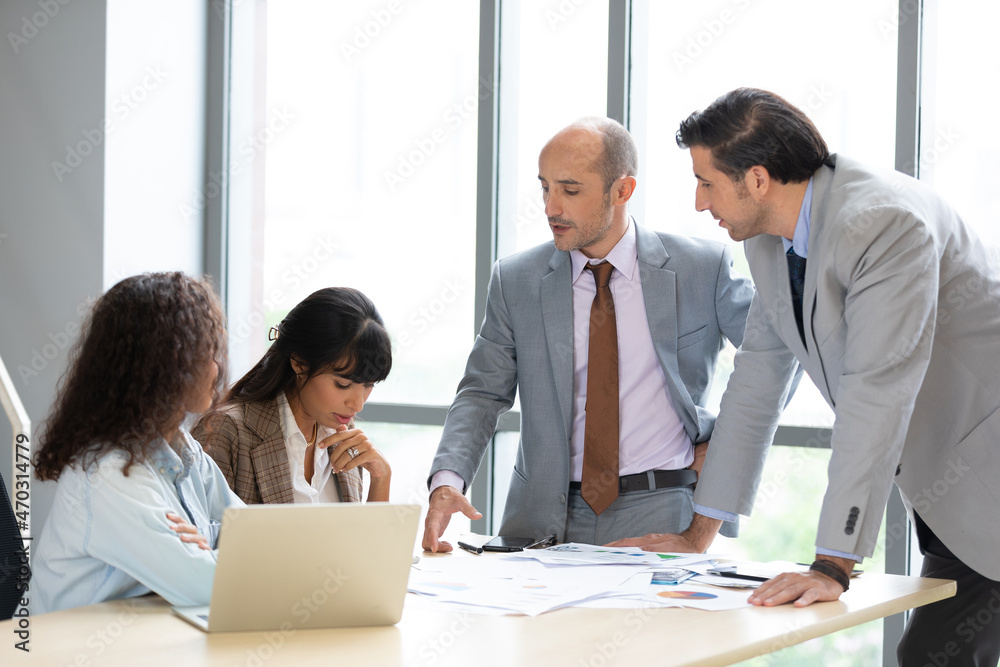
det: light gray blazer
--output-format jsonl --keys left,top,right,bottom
{"left": 695, "top": 155, "right": 1000, "bottom": 579}
{"left": 430, "top": 222, "right": 754, "bottom": 539}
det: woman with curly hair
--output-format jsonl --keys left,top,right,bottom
{"left": 193, "top": 287, "right": 392, "bottom": 505}
{"left": 32, "top": 272, "right": 244, "bottom": 613}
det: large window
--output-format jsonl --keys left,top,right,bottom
{"left": 489, "top": 0, "right": 612, "bottom": 521}
{"left": 262, "top": 1, "right": 480, "bottom": 407}
{"left": 627, "top": 3, "right": 897, "bottom": 662}
{"left": 495, "top": 0, "right": 610, "bottom": 259}
{"left": 222, "top": 4, "right": 993, "bottom": 663}
{"left": 239, "top": 1, "right": 483, "bottom": 537}
{"left": 631, "top": 0, "right": 897, "bottom": 427}
{"left": 921, "top": 0, "right": 1000, "bottom": 245}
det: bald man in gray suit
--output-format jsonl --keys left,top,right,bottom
{"left": 422, "top": 118, "right": 753, "bottom": 552}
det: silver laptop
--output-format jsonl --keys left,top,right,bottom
{"left": 172, "top": 503, "right": 420, "bottom": 632}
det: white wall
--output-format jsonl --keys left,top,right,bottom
{"left": 0, "top": 0, "right": 208, "bottom": 538}
{"left": 103, "top": 0, "right": 206, "bottom": 285}
{"left": 0, "top": 0, "right": 109, "bottom": 529}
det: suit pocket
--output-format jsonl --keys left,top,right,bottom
{"left": 814, "top": 311, "right": 847, "bottom": 351}
{"left": 677, "top": 325, "right": 709, "bottom": 351}
{"left": 953, "top": 407, "right": 1000, "bottom": 505}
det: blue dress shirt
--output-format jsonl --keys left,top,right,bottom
{"left": 33, "top": 429, "right": 244, "bottom": 613}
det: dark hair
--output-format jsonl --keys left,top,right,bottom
{"left": 34, "top": 273, "right": 228, "bottom": 481}
{"left": 574, "top": 117, "right": 639, "bottom": 193}
{"left": 225, "top": 287, "right": 392, "bottom": 404}
{"left": 675, "top": 88, "right": 829, "bottom": 184}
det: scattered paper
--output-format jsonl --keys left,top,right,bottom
{"left": 408, "top": 544, "right": 764, "bottom": 615}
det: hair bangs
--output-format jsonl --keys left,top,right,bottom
{"left": 328, "top": 319, "right": 393, "bottom": 385}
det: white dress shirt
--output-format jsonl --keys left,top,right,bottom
{"left": 277, "top": 392, "right": 340, "bottom": 504}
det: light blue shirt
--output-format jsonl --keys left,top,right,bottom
{"left": 33, "top": 429, "right": 244, "bottom": 613}
{"left": 695, "top": 177, "right": 861, "bottom": 562}
{"left": 781, "top": 177, "right": 813, "bottom": 257}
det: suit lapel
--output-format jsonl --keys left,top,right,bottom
{"left": 802, "top": 159, "right": 836, "bottom": 350}
{"left": 802, "top": 159, "right": 837, "bottom": 403}
{"left": 245, "top": 400, "right": 295, "bottom": 504}
{"left": 541, "top": 249, "right": 574, "bottom": 440}
{"left": 635, "top": 225, "right": 697, "bottom": 425}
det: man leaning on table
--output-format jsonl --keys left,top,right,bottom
{"left": 613, "top": 88, "right": 1000, "bottom": 666}
{"left": 422, "top": 117, "right": 754, "bottom": 550}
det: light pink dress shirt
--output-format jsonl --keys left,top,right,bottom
{"left": 568, "top": 220, "right": 693, "bottom": 480}
{"left": 431, "top": 220, "right": 694, "bottom": 494}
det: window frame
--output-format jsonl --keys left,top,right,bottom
{"left": 208, "top": 4, "right": 932, "bottom": 661}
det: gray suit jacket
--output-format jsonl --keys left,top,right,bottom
{"left": 430, "top": 222, "right": 754, "bottom": 539}
{"left": 695, "top": 155, "right": 1000, "bottom": 579}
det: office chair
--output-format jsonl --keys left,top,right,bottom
{"left": 0, "top": 471, "right": 27, "bottom": 620}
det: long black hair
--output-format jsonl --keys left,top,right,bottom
{"left": 225, "top": 287, "right": 392, "bottom": 404}
{"left": 34, "top": 273, "right": 228, "bottom": 480}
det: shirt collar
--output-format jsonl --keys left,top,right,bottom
{"left": 151, "top": 430, "right": 196, "bottom": 481}
{"left": 277, "top": 391, "right": 306, "bottom": 447}
{"left": 781, "top": 177, "right": 813, "bottom": 258}
{"left": 276, "top": 390, "right": 331, "bottom": 449}
{"left": 570, "top": 217, "right": 637, "bottom": 283}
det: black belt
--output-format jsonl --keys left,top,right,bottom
{"left": 569, "top": 469, "right": 697, "bottom": 494}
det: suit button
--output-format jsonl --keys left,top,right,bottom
{"left": 849, "top": 506, "right": 860, "bottom": 515}
{"left": 845, "top": 527, "right": 855, "bottom": 535}
{"left": 559, "top": 494, "right": 566, "bottom": 504}
{"left": 895, "top": 464, "right": 901, "bottom": 476}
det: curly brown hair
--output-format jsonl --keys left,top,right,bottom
{"left": 34, "top": 272, "right": 229, "bottom": 481}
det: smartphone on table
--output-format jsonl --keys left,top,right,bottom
{"left": 481, "top": 535, "right": 555, "bottom": 552}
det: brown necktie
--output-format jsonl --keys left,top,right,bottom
{"left": 582, "top": 261, "right": 619, "bottom": 515}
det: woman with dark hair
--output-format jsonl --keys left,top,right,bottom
{"left": 193, "top": 287, "right": 393, "bottom": 505}
{"left": 32, "top": 272, "right": 243, "bottom": 613}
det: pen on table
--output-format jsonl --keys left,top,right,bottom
{"left": 458, "top": 541, "right": 483, "bottom": 555}
{"left": 526, "top": 534, "right": 557, "bottom": 549}
{"left": 708, "top": 570, "right": 769, "bottom": 582}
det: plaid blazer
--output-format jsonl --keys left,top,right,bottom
{"left": 191, "top": 399, "right": 363, "bottom": 504}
